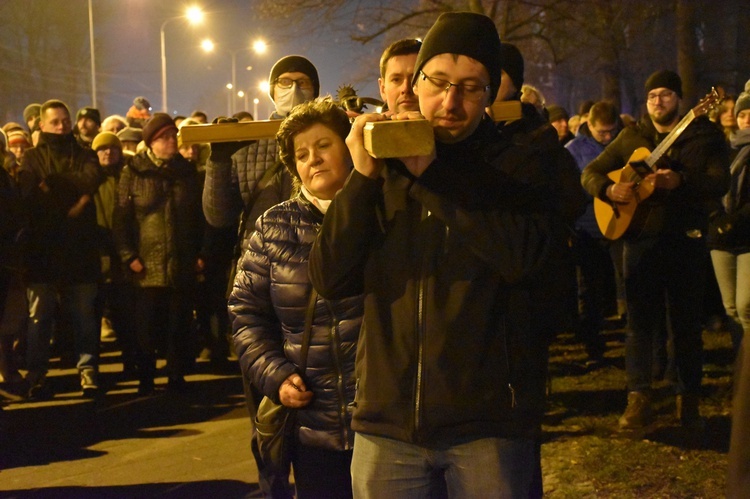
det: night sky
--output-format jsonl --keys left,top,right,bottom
{"left": 94, "top": 1, "right": 385, "bottom": 121}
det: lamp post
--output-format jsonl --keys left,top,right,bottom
{"left": 253, "top": 98, "right": 259, "bottom": 120}
{"left": 161, "top": 6, "right": 204, "bottom": 113}
{"left": 226, "top": 83, "right": 233, "bottom": 116}
{"left": 87, "top": 0, "right": 97, "bottom": 107}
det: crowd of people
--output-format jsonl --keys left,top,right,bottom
{"left": 1, "top": 10, "right": 749, "bottom": 498}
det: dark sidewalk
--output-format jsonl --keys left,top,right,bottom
{"left": 0, "top": 348, "right": 262, "bottom": 498}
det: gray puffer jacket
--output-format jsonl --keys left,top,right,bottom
{"left": 113, "top": 151, "right": 202, "bottom": 288}
{"left": 229, "top": 195, "right": 363, "bottom": 451}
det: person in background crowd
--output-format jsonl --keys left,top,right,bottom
{"left": 17, "top": 99, "right": 103, "bottom": 400}
{"left": 582, "top": 70, "right": 729, "bottom": 431}
{"left": 203, "top": 53, "right": 319, "bottom": 497}
{"left": 568, "top": 114, "right": 581, "bottom": 136}
{"left": 578, "top": 99, "right": 595, "bottom": 126}
{"left": 709, "top": 95, "right": 737, "bottom": 144}
{"left": 91, "top": 131, "right": 137, "bottom": 377}
{"left": 566, "top": 101, "right": 622, "bottom": 361}
{"left": 229, "top": 97, "right": 362, "bottom": 499}
{"left": 0, "top": 135, "right": 26, "bottom": 396}
{"left": 520, "top": 83, "right": 545, "bottom": 114}
{"left": 3, "top": 124, "right": 32, "bottom": 164}
{"left": 113, "top": 113, "right": 203, "bottom": 395}
{"left": 75, "top": 107, "right": 101, "bottom": 149}
{"left": 23, "top": 103, "right": 40, "bottom": 133}
{"left": 116, "top": 127, "right": 142, "bottom": 155}
{"left": 310, "top": 13, "right": 563, "bottom": 497}
{"left": 232, "top": 111, "right": 254, "bottom": 122}
{"left": 378, "top": 38, "right": 421, "bottom": 114}
{"left": 548, "top": 104, "right": 574, "bottom": 145}
{"left": 727, "top": 89, "right": 750, "bottom": 498}
{"left": 101, "top": 115, "right": 128, "bottom": 135}
{"left": 190, "top": 110, "right": 209, "bottom": 124}
{"left": 709, "top": 81, "right": 750, "bottom": 357}
{"left": 126, "top": 96, "right": 152, "bottom": 129}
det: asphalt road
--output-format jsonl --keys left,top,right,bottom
{"left": 0, "top": 348, "right": 263, "bottom": 499}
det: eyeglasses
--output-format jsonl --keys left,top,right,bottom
{"left": 418, "top": 71, "right": 489, "bottom": 102}
{"left": 275, "top": 77, "right": 314, "bottom": 90}
{"left": 590, "top": 125, "right": 618, "bottom": 138}
{"left": 647, "top": 90, "right": 675, "bottom": 103}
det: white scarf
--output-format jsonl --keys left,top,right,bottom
{"left": 300, "top": 185, "right": 332, "bottom": 214}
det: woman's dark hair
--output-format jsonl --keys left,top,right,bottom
{"left": 277, "top": 97, "right": 351, "bottom": 181}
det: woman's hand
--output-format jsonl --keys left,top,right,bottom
{"left": 278, "top": 373, "right": 313, "bottom": 408}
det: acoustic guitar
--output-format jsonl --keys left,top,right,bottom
{"left": 593, "top": 89, "right": 722, "bottom": 240}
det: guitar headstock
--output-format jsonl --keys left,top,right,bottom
{"left": 693, "top": 87, "right": 724, "bottom": 117}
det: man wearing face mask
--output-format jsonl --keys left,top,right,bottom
{"left": 201, "top": 54, "right": 319, "bottom": 499}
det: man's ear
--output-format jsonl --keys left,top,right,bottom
{"left": 378, "top": 78, "right": 386, "bottom": 102}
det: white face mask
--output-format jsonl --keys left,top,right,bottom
{"left": 274, "top": 83, "right": 315, "bottom": 117}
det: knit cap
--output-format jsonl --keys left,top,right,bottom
{"left": 23, "top": 103, "right": 41, "bottom": 123}
{"left": 268, "top": 56, "right": 320, "bottom": 100}
{"left": 412, "top": 12, "right": 502, "bottom": 102}
{"left": 734, "top": 79, "right": 750, "bottom": 118}
{"left": 645, "top": 70, "right": 682, "bottom": 99}
{"left": 547, "top": 104, "right": 569, "bottom": 123}
{"left": 6, "top": 128, "right": 30, "bottom": 147}
{"left": 92, "top": 131, "right": 122, "bottom": 151}
{"left": 142, "top": 113, "right": 177, "bottom": 147}
{"left": 500, "top": 43, "right": 524, "bottom": 92}
{"left": 76, "top": 107, "right": 102, "bottom": 126}
{"left": 117, "top": 126, "right": 143, "bottom": 143}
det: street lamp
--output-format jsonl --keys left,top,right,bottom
{"left": 202, "top": 38, "right": 267, "bottom": 115}
{"left": 226, "top": 83, "right": 233, "bottom": 116}
{"left": 161, "top": 6, "right": 204, "bottom": 113}
{"left": 253, "top": 98, "right": 259, "bottom": 120}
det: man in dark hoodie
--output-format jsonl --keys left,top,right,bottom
{"left": 310, "top": 13, "right": 563, "bottom": 497}
{"left": 18, "top": 99, "right": 103, "bottom": 400}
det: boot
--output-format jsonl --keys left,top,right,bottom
{"left": 619, "top": 391, "right": 653, "bottom": 430}
{"left": 676, "top": 393, "right": 705, "bottom": 430}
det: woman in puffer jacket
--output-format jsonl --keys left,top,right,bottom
{"left": 228, "top": 98, "right": 362, "bottom": 499}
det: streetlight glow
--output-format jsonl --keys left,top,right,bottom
{"left": 201, "top": 38, "right": 214, "bottom": 52}
{"left": 160, "top": 5, "right": 205, "bottom": 112}
{"left": 226, "top": 83, "right": 233, "bottom": 90}
{"left": 252, "top": 39, "right": 268, "bottom": 54}
{"left": 259, "top": 81, "right": 270, "bottom": 93}
{"left": 237, "top": 90, "right": 245, "bottom": 98}
{"left": 186, "top": 6, "right": 204, "bottom": 24}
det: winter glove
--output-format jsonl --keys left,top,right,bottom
{"left": 208, "top": 117, "right": 255, "bottom": 162}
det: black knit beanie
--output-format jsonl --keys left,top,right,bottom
{"left": 268, "top": 55, "right": 320, "bottom": 100}
{"left": 76, "top": 107, "right": 101, "bottom": 127}
{"left": 23, "top": 103, "right": 41, "bottom": 124}
{"left": 500, "top": 43, "right": 524, "bottom": 92}
{"left": 412, "top": 12, "right": 502, "bottom": 102}
{"left": 645, "top": 70, "right": 682, "bottom": 99}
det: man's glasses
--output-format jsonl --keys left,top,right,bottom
{"left": 647, "top": 90, "right": 675, "bottom": 103}
{"left": 418, "top": 71, "right": 489, "bottom": 102}
{"left": 275, "top": 77, "right": 314, "bottom": 90}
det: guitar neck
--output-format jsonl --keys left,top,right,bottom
{"left": 644, "top": 110, "right": 696, "bottom": 170}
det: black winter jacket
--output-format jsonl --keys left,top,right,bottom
{"left": 229, "top": 195, "right": 363, "bottom": 451}
{"left": 112, "top": 151, "right": 202, "bottom": 288}
{"left": 17, "top": 132, "right": 102, "bottom": 284}
{"left": 309, "top": 117, "right": 558, "bottom": 446}
{"left": 581, "top": 115, "right": 729, "bottom": 239}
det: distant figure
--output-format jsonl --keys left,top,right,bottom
{"left": 547, "top": 104, "right": 574, "bottom": 145}
{"left": 75, "top": 107, "right": 101, "bottom": 148}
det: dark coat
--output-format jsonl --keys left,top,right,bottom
{"left": 112, "top": 151, "right": 202, "bottom": 288}
{"left": 581, "top": 115, "right": 729, "bottom": 239}
{"left": 17, "top": 132, "right": 102, "bottom": 284}
{"left": 229, "top": 196, "right": 363, "bottom": 451}
{"left": 309, "top": 117, "right": 559, "bottom": 445}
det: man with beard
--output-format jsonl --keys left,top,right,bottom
{"left": 582, "top": 70, "right": 729, "bottom": 431}
{"left": 75, "top": 107, "right": 101, "bottom": 148}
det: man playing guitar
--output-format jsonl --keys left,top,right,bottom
{"left": 581, "top": 70, "right": 729, "bottom": 432}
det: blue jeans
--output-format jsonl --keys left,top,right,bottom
{"left": 26, "top": 282, "right": 99, "bottom": 375}
{"left": 710, "top": 249, "right": 750, "bottom": 354}
{"left": 351, "top": 433, "right": 535, "bottom": 498}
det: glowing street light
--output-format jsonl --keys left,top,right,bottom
{"left": 203, "top": 38, "right": 268, "bottom": 114}
{"left": 161, "top": 6, "right": 205, "bottom": 113}
{"left": 200, "top": 38, "right": 215, "bottom": 53}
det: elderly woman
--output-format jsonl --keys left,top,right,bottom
{"left": 112, "top": 113, "right": 203, "bottom": 395}
{"left": 229, "top": 98, "right": 361, "bottom": 499}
